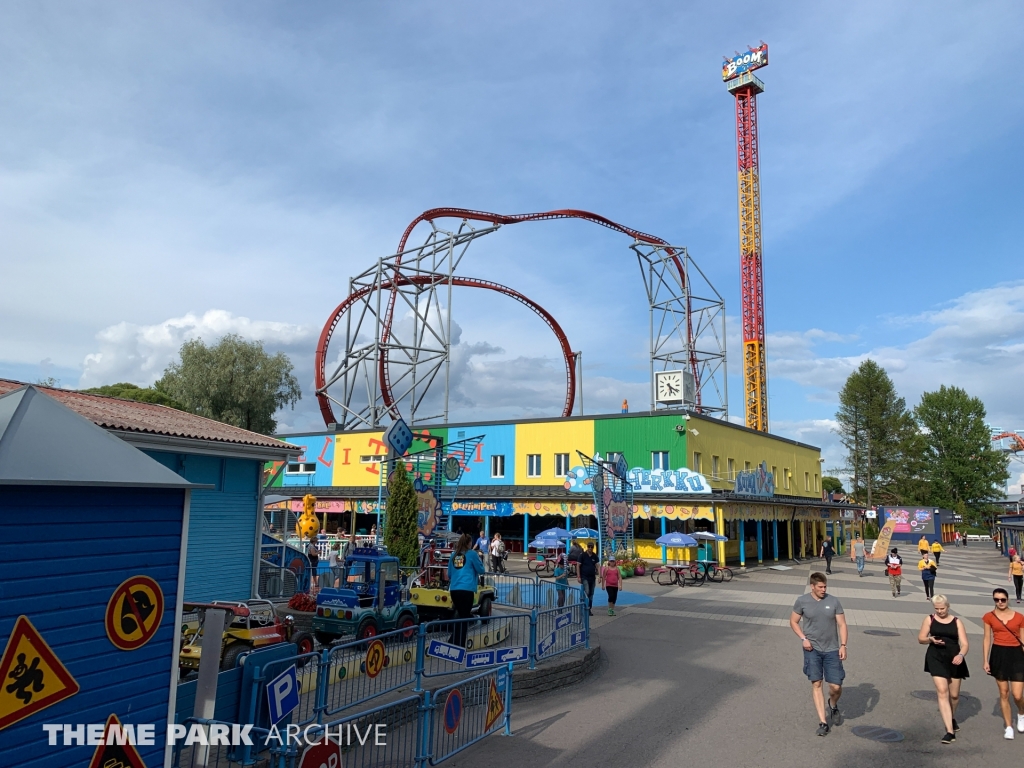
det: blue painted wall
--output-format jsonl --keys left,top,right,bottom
{"left": 145, "top": 451, "right": 261, "bottom": 602}
{"left": 0, "top": 486, "right": 184, "bottom": 767}
{"left": 280, "top": 435, "right": 334, "bottom": 488}
{"left": 460, "top": 423, "right": 515, "bottom": 487}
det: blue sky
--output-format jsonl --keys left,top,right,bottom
{"left": 2, "top": 2, "right": 1023, "bottom": 488}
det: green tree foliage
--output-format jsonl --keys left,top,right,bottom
{"left": 915, "top": 385, "right": 1008, "bottom": 522}
{"left": 155, "top": 334, "right": 301, "bottom": 434}
{"left": 835, "top": 360, "right": 927, "bottom": 506}
{"left": 83, "top": 382, "right": 185, "bottom": 409}
{"left": 821, "top": 476, "right": 845, "bottom": 495}
{"left": 384, "top": 463, "right": 420, "bottom": 567}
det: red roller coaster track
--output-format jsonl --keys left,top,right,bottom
{"left": 315, "top": 274, "right": 576, "bottom": 427}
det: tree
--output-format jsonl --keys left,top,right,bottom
{"left": 915, "top": 385, "right": 1008, "bottom": 524}
{"left": 83, "top": 382, "right": 184, "bottom": 410}
{"left": 822, "top": 476, "right": 845, "bottom": 495}
{"left": 155, "top": 334, "right": 301, "bottom": 434}
{"left": 384, "top": 463, "right": 420, "bottom": 567}
{"left": 835, "top": 360, "right": 928, "bottom": 506}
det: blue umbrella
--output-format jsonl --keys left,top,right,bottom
{"left": 691, "top": 531, "right": 728, "bottom": 541}
{"left": 529, "top": 538, "right": 565, "bottom": 549}
{"left": 535, "top": 527, "right": 572, "bottom": 540}
{"left": 656, "top": 533, "right": 698, "bottom": 547}
{"left": 568, "top": 527, "right": 600, "bottom": 539}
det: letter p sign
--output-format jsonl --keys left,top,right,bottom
{"left": 267, "top": 665, "right": 300, "bottom": 725}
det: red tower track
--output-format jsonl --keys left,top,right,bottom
{"left": 315, "top": 275, "right": 576, "bottom": 426}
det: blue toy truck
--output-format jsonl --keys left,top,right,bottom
{"left": 311, "top": 546, "right": 418, "bottom": 644}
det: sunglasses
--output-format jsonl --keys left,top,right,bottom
{"left": 995, "top": 597, "right": 1009, "bottom": 603}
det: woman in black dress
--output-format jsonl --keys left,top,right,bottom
{"left": 918, "top": 594, "right": 969, "bottom": 744}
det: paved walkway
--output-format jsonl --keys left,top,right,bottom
{"left": 454, "top": 544, "right": 1024, "bottom": 768}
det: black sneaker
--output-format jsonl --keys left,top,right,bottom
{"left": 941, "top": 732, "right": 955, "bottom": 744}
{"left": 816, "top": 722, "right": 830, "bottom": 737}
{"left": 829, "top": 705, "right": 842, "bottom": 726}
{"left": 952, "top": 718, "right": 959, "bottom": 732}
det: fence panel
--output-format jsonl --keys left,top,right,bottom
{"left": 251, "top": 650, "right": 326, "bottom": 728}
{"left": 421, "top": 614, "right": 531, "bottom": 678}
{"left": 428, "top": 666, "right": 511, "bottom": 765}
{"left": 535, "top": 602, "right": 588, "bottom": 661}
{"left": 485, "top": 573, "right": 585, "bottom": 610}
{"left": 172, "top": 721, "right": 275, "bottom": 768}
{"left": 323, "top": 627, "right": 420, "bottom": 716}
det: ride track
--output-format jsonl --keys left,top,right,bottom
{"left": 315, "top": 207, "right": 699, "bottom": 428}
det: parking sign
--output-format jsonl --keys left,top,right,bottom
{"left": 266, "top": 665, "right": 300, "bottom": 725}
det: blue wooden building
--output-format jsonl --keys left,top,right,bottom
{"left": 0, "top": 385, "right": 206, "bottom": 766}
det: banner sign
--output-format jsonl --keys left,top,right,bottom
{"left": 881, "top": 507, "right": 936, "bottom": 535}
{"left": 442, "top": 500, "right": 515, "bottom": 517}
{"left": 734, "top": 461, "right": 775, "bottom": 497}
{"left": 722, "top": 43, "right": 768, "bottom": 82}
{"left": 565, "top": 466, "right": 710, "bottom": 495}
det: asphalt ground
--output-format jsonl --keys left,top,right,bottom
{"left": 454, "top": 544, "right": 1024, "bottom": 768}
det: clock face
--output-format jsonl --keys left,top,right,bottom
{"left": 656, "top": 371, "right": 683, "bottom": 402}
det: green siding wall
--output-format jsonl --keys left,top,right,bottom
{"left": 593, "top": 414, "right": 687, "bottom": 471}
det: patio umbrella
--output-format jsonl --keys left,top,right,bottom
{"left": 529, "top": 538, "right": 566, "bottom": 549}
{"left": 655, "top": 533, "right": 698, "bottom": 547}
{"left": 690, "top": 531, "right": 728, "bottom": 541}
{"left": 535, "top": 527, "right": 572, "bottom": 540}
{"left": 568, "top": 527, "right": 600, "bottom": 539}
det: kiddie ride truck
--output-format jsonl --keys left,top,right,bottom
{"left": 312, "top": 547, "right": 419, "bottom": 645}
{"left": 409, "top": 537, "right": 495, "bottom": 622}
{"left": 179, "top": 599, "right": 314, "bottom": 677}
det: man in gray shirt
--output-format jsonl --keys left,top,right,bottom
{"left": 852, "top": 535, "right": 866, "bottom": 577}
{"left": 789, "top": 572, "right": 849, "bottom": 736}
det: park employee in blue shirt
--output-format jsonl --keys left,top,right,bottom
{"left": 448, "top": 533, "right": 485, "bottom": 646}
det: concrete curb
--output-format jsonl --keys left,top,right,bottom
{"left": 510, "top": 643, "right": 601, "bottom": 699}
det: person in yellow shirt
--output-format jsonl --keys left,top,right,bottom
{"left": 919, "top": 535, "right": 930, "bottom": 557}
{"left": 931, "top": 539, "right": 944, "bottom": 565}
{"left": 1009, "top": 555, "right": 1024, "bottom": 603}
{"left": 919, "top": 553, "right": 938, "bottom": 600}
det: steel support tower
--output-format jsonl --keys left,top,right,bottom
{"left": 725, "top": 47, "right": 769, "bottom": 432}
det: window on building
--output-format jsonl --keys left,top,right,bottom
{"left": 771, "top": 465, "right": 778, "bottom": 486}
{"left": 652, "top": 451, "right": 670, "bottom": 471}
{"left": 744, "top": 461, "right": 751, "bottom": 471}
{"left": 286, "top": 462, "right": 317, "bottom": 474}
{"left": 727, "top": 458, "right": 735, "bottom": 480}
{"left": 527, "top": 454, "right": 542, "bottom": 478}
{"left": 804, "top": 472, "right": 810, "bottom": 491}
{"left": 783, "top": 468, "right": 790, "bottom": 490}
{"left": 712, "top": 455, "right": 720, "bottom": 478}
{"left": 815, "top": 473, "right": 820, "bottom": 492}
{"left": 693, "top": 452, "right": 702, "bottom": 473}
{"left": 555, "top": 453, "right": 570, "bottom": 477}
{"left": 491, "top": 454, "right": 505, "bottom": 478}
{"left": 359, "top": 455, "right": 384, "bottom": 464}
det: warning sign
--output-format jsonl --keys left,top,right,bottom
{"left": 0, "top": 615, "right": 80, "bottom": 731}
{"left": 365, "top": 639, "right": 386, "bottom": 679}
{"left": 484, "top": 677, "right": 504, "bottom": 732}
{"left": 87, "top": 713, "right": 148, "bottom": 768}
{"left": 105, "top": 576, "right": 164, "bottom": 651}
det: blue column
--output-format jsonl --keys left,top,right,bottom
{"left": 661, "top": 516, "right": 667, "bottom": 564}
{"left": 773, "top": 519, "right": 779, "bottom": 561}
{"left": 523, "top": 515, "right": 529, "bottom": 559}
{"left": 485, "top": 516, "right": 490, "bottom": 539}
{"left": 738, "top": 520, "right": 746, "bottom": 567}
{"left": 756, "top": 520, "right": 763, "bottom": 564}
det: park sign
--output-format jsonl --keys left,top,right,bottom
{"left": 722, "top": 43, "right": 768, "bottom": 82}
{"left": 565, "top": 466, "right": 710, "bottom": 495}
{"left": 734, "top": 461, "right": 775, "bottom": 498}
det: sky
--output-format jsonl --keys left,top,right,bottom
{"left": 2, "top": 1, "right": 1023, "bottom": 491}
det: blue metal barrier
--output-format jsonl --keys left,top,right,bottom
{"left": 484, "top": 573, "right": 585, "bottom": 610}
{"left": 535, "top": 603, "right": 588, "bottom": 661}
{"left": 252, "top": 650, "right": 326, "bottom": 728}
{"left": 427, "top": 665, "right": 513, "bottom": 765}
{"left": 420, "top": 615, "right": 531, "bottom": 678}
{"left": 323, "top": 627, "right": 419, "bottom": 716}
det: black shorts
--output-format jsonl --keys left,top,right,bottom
{"left": 606, "top": 586, "right": 619, "bottom": 603}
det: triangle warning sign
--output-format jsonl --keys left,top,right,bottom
{"left": 484, "top": 677, "right": 505, "bottom": 732}
{"left": 87, "top": 713, "right": 149, "bottom": 768}
{"left": 0, "top": 615, "right": 79, "bottom": 731}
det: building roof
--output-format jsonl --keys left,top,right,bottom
{"left": 0, "top": 385, "right": 204, "bottom": 488}
{"left": 0, "top": 378, "right": 301, "bottom": 455}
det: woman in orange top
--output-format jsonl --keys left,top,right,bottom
{"left": 1009, "top": 556, "right": 1024, "bottom": 603}
{"left": 983, "top": 588, "right": 1024, "bottom": 740}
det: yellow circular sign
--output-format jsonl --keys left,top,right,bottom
{"left": 365, "top": 639, "right": 386, "bottom": 679}
{"left": 105, "top": 576, "right": 164, "bottom": 651}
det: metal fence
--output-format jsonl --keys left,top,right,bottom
{"left": 323, "top": 627, "right": 420, "bottom": 716}
{"left": 427, "top": 666, "right": 512, "bottom": 764}
{"left": 484, "top": 573, "right": 585, "bottom": 610}
{"left": 420, "top": 614, "right": 532, "bottom": 678}
{"left": 535, "top": 603, "right": 589, "bottom": 661}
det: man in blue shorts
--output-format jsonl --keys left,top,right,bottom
{"left": 790, "top": 571, "right": 849, "bottom": 736}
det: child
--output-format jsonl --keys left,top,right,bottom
{"left": 600, "top": 558, "right": 622, "bottom": 616}
{"left": 553, "top": 554, "right": 569, "bottom": 607}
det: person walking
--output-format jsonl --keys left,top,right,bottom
{"left": 489, "top": 533, "right": 506, "bottom": 574}
{"left": 1010, "top": 555, "right": 1024, "bottom": 604}
{"left": 328, "top": 542, "right": 342, "bottom": 587}
{"left": 820, "top": 536, "right": 835, "bottom": 575}
{"left": 954, "top": 531, "right": 961, "bottom": 548}
{"left": 553, "top": 555, "right": 568, "bottom": 607}
{"left": 789, "top": 572, "right": 848, "bottom": 737}
{"left": 600, "top": 557, "right": 622, "bottom": 616}
{"left": 918, "top": 595, "right": 969, "bottom": 743}
{"left": 447, "top": 533, "right": 484, "bottom": 647}
{"left": 918, "top": 535, "right": 930, "bottom": 557}
{"left": 919, "top": 552, "right": 938, "bottom": 600}
{"left": 931, "top": 538, "right": 944, "bottom": 565}
{"left": 578, "top": 543, "right": 599, "bottom": 616}
{"left": 475, "top": 531, "right": 489, "bottom": 563}
{"left": 885, "top": 548, "right": 904, "bottom": 598}
{"left": 983, "top": 588, "right": 1024, "bottom": 739}
{"left": 852, "top": 534, "right": 866, "bottom": 577}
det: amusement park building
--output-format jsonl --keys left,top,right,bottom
{"left": 272, "top": 411, "right": 863, "bottom": 565}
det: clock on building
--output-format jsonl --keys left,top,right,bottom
{"left": 655, "top": 370, "right": 684, "bottom": 404}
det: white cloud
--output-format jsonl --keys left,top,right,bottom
{"left": 79, "top": 310, "right": 315, "bottom": 389}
